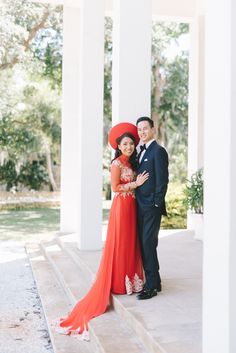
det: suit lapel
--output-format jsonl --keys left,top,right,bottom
{"left": 138, "top": 141, "right": 156, "bottom": 168}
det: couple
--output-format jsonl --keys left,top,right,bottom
{"left": 55, "top": 116, "right": 169, "bottom": 340}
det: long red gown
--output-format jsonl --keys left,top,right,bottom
{"left": 55, "top": 154, "right": 143, "bottom": 339}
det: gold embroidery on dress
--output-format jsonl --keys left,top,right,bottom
{"left": 125, "top": 273, "right": 144, "bottom": 295}
{"left": 112, "top": 159, "right": 136, "bottom": 198}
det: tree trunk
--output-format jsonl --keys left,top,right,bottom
{"left": 45, "top": 143, "right": 58, "bottom": 191}
{"left": 151, "top": 62, "right": 167, "bottom": 147}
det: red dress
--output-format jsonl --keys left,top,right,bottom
{"left": 55, "top": 154, "right": 143, "bottom": 339}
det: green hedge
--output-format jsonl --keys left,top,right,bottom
{"left": 161, "top": 182, "right": 187, "bottom": 229}
{"left": 0, "top": 160, "right": 49, "bottom": 191}
{"left": 0, "top": 160, "right": 17, "bottom": 191}
{"left": 18, "top": 161, "right": 49, "bottom": 191}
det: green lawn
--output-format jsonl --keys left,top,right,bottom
{"left": 0, "top": 202, "right": 112, "bottom": 242}
{"left": 0, "top": 208, "right": 60, "bottom": 241}
{"left": 0, "top": 195, "right": 185, "bottom": 243}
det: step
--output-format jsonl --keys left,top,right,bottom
{"left": 59, "top": 239, "right": 166, "bottom": 353}
{"left": 40, "top": 241, "right": 150, "bottom": 353}
{"left": 57, "top": 233, "right": 202, "bottom": 353}
{"left": 26, "top": 243, "right": 99, "bottom": 353}
{"left": 56, "top": 236, "right": 97, "bottom": 284}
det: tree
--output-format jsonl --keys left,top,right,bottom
{"left": 0, "top": 0, "right": 62, "bottom": 191}
{"left": 102, "top": 17, "right": 113, "bottom": 197}
{"left": 0, "top": 0, "right": 62, "bottom": 74}
{"left": 151, "top": 22, "right": 189, "bottom": 182}
{"left": 0, "top": 73, "right": 61, "bottom": 190}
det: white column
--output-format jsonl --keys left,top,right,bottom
{"left": 60, "top": 1, "right": 104, "bottom": 250}
{"left": 112, "top": 0, "right": 152, "bottom": 125}
{"left": 77, "top": 0, "right": 104, "bottom": 250}
{"left": 187, "top": 12, "right": 205, "bottom": 235}
{"left": 60, "top": 5, "right": 81, "bottom": 236}
{"left": 203, "top": 0, "right": 236, "bottom": 352}
{"left": 188, "top": 15, "right": 204, "bottom": 178}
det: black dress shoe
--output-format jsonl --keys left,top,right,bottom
{"left": 139, "top": 283, "right": 162, "bottom": 295}
{"left": 137, "top": 288, "right": 158, "bottom": 300}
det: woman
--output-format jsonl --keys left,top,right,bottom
{"left": 54, "top": 122, "right": 148, "bottom": 340}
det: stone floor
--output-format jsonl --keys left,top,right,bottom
{"left": 65, "top": 229, "right": 203, "bottom": 353}
{"left": 0, "top": 241, "right": 54, "bottom": 353}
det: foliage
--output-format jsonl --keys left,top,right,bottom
{"left": 1, "top": 6, "right": 189, "bottom": 193}
{"left": 103, "top": 145, "right": 112, "bottom": 200}
{"left": 0, "top": 73, "right": 61, "bottom": 160}
{"left": 0, "top": 0, "right": 63, "bottom": 82}
{"left": 158, "top": 56, "right": 188, "bottom": 182}
{"left": 0, "top": 0, "right": 62, "bottom": 190}
{"left": 151, "top": 22, "right": 189, "bottom": 183}
{"left": 0, "top": 158, "right": 50, "bottom": 191}
{"left": 33, "top": 30, "right": 62, "bottom": 89}
{"left": 161, "top": 182, "right": 187, "bottom": 229}
{"left": 103, "top": 16, "right": 113, "bottom": 146}
{"left": 102, "top": 18, "right": 113, "bottom": 197}
{"left": 183, "top": 168, "right": 204, "bottom": 214}
{"left": 18, "top": 161, "right": 49, "bottom": 190}
{"left": 0, "top": 160, "right": 18, "bottom": 191}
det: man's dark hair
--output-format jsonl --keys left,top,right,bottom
{"left": 136, "top": 116, "right": 154, "bottom": 128}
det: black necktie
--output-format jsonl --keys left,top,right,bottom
{"left": 137, "top": 144, "right": 146, "bottom": 163}
{"left": 140, "top": 144, "right": 146, "bottom": 152}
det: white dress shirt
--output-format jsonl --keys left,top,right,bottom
{"left": 139, "top": 139, "right": 155, "bottom": 163}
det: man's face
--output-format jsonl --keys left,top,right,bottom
{"left": 137, "top": 120, "right": 155, "bottom": 144}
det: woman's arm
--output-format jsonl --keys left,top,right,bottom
{"left": 111, "top": 161, "right": 149, "bottom": 192}
{"left": 111, "top": 162, "right": 137, "bottom": 192}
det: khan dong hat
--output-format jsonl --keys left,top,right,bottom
{"left": 108, "top": 122, "right": 140, "bottom": 149}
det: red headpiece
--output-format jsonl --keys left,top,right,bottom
{"left": 108, "top": 122, "right": 139, "bottom": 149}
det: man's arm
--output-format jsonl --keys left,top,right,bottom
{"left": 153, "top": 147, "right": 169, "bottom": 207}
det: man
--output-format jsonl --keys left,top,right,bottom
{"left": 135, "top": 116, "right": 169, "bottom": 300}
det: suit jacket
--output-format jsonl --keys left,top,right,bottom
{"left": 135, "top": 141, "right": 169, "bottom": 215}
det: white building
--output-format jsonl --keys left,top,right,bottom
{"left": 33, "top": 0, "right": 236, "bottom": 352}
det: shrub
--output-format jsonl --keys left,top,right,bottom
{"left": 183, "top": 168, "right": 203, "bottom": 214}
{"left": 0, "top": 160, "right": 18, "bottom": 191}
{"left": 161, "top": 182, "right": 187, "bottom": 229}
{"left": 18, "top": 161, "right": 49, "bottom": 190}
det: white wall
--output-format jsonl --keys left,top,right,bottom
{"left": 203, "top": 0, "right": 236, "bottom": 351}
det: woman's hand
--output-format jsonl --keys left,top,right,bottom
{"left": 136, "top": 171, "right": 149, "bottom": 187}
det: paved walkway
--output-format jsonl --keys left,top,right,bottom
{"left": 158, "top": 230, "right": 202, "bottom": 353}
{"left": 0, "top": 236, "right": 56, "bottom": 353}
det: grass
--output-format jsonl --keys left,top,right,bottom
{"left": 0, "top": 207, "right": 60, "bottom": 242}
{"left": 0, "top": 202, "right": 111, "bottom": 242}
{"left": 0, "top": 190, "right": 187, "bottom": 243}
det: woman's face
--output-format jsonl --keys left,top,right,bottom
{"left": 118, "top": 136, "right": 135, "bottom": 157}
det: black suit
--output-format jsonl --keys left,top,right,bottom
{"left": 136, "top": 140, "right": 169, "bottom": 289}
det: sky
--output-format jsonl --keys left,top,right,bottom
{"left": 164, "top": 32, "right": 190, "bottom": 60}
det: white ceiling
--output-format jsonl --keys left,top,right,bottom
{"left": 23, "top": 0, "right": 198, "bottom": 19}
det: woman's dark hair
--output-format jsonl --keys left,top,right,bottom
{"left": 111, "top": 132, "right": 137, "bottom": 170}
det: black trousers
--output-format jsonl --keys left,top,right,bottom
{"left": 137, "top": 205, "right": 162, "bottom": 289}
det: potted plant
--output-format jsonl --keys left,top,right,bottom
{"left": 184, "top": 168, "right": 204, "bottom": 239}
